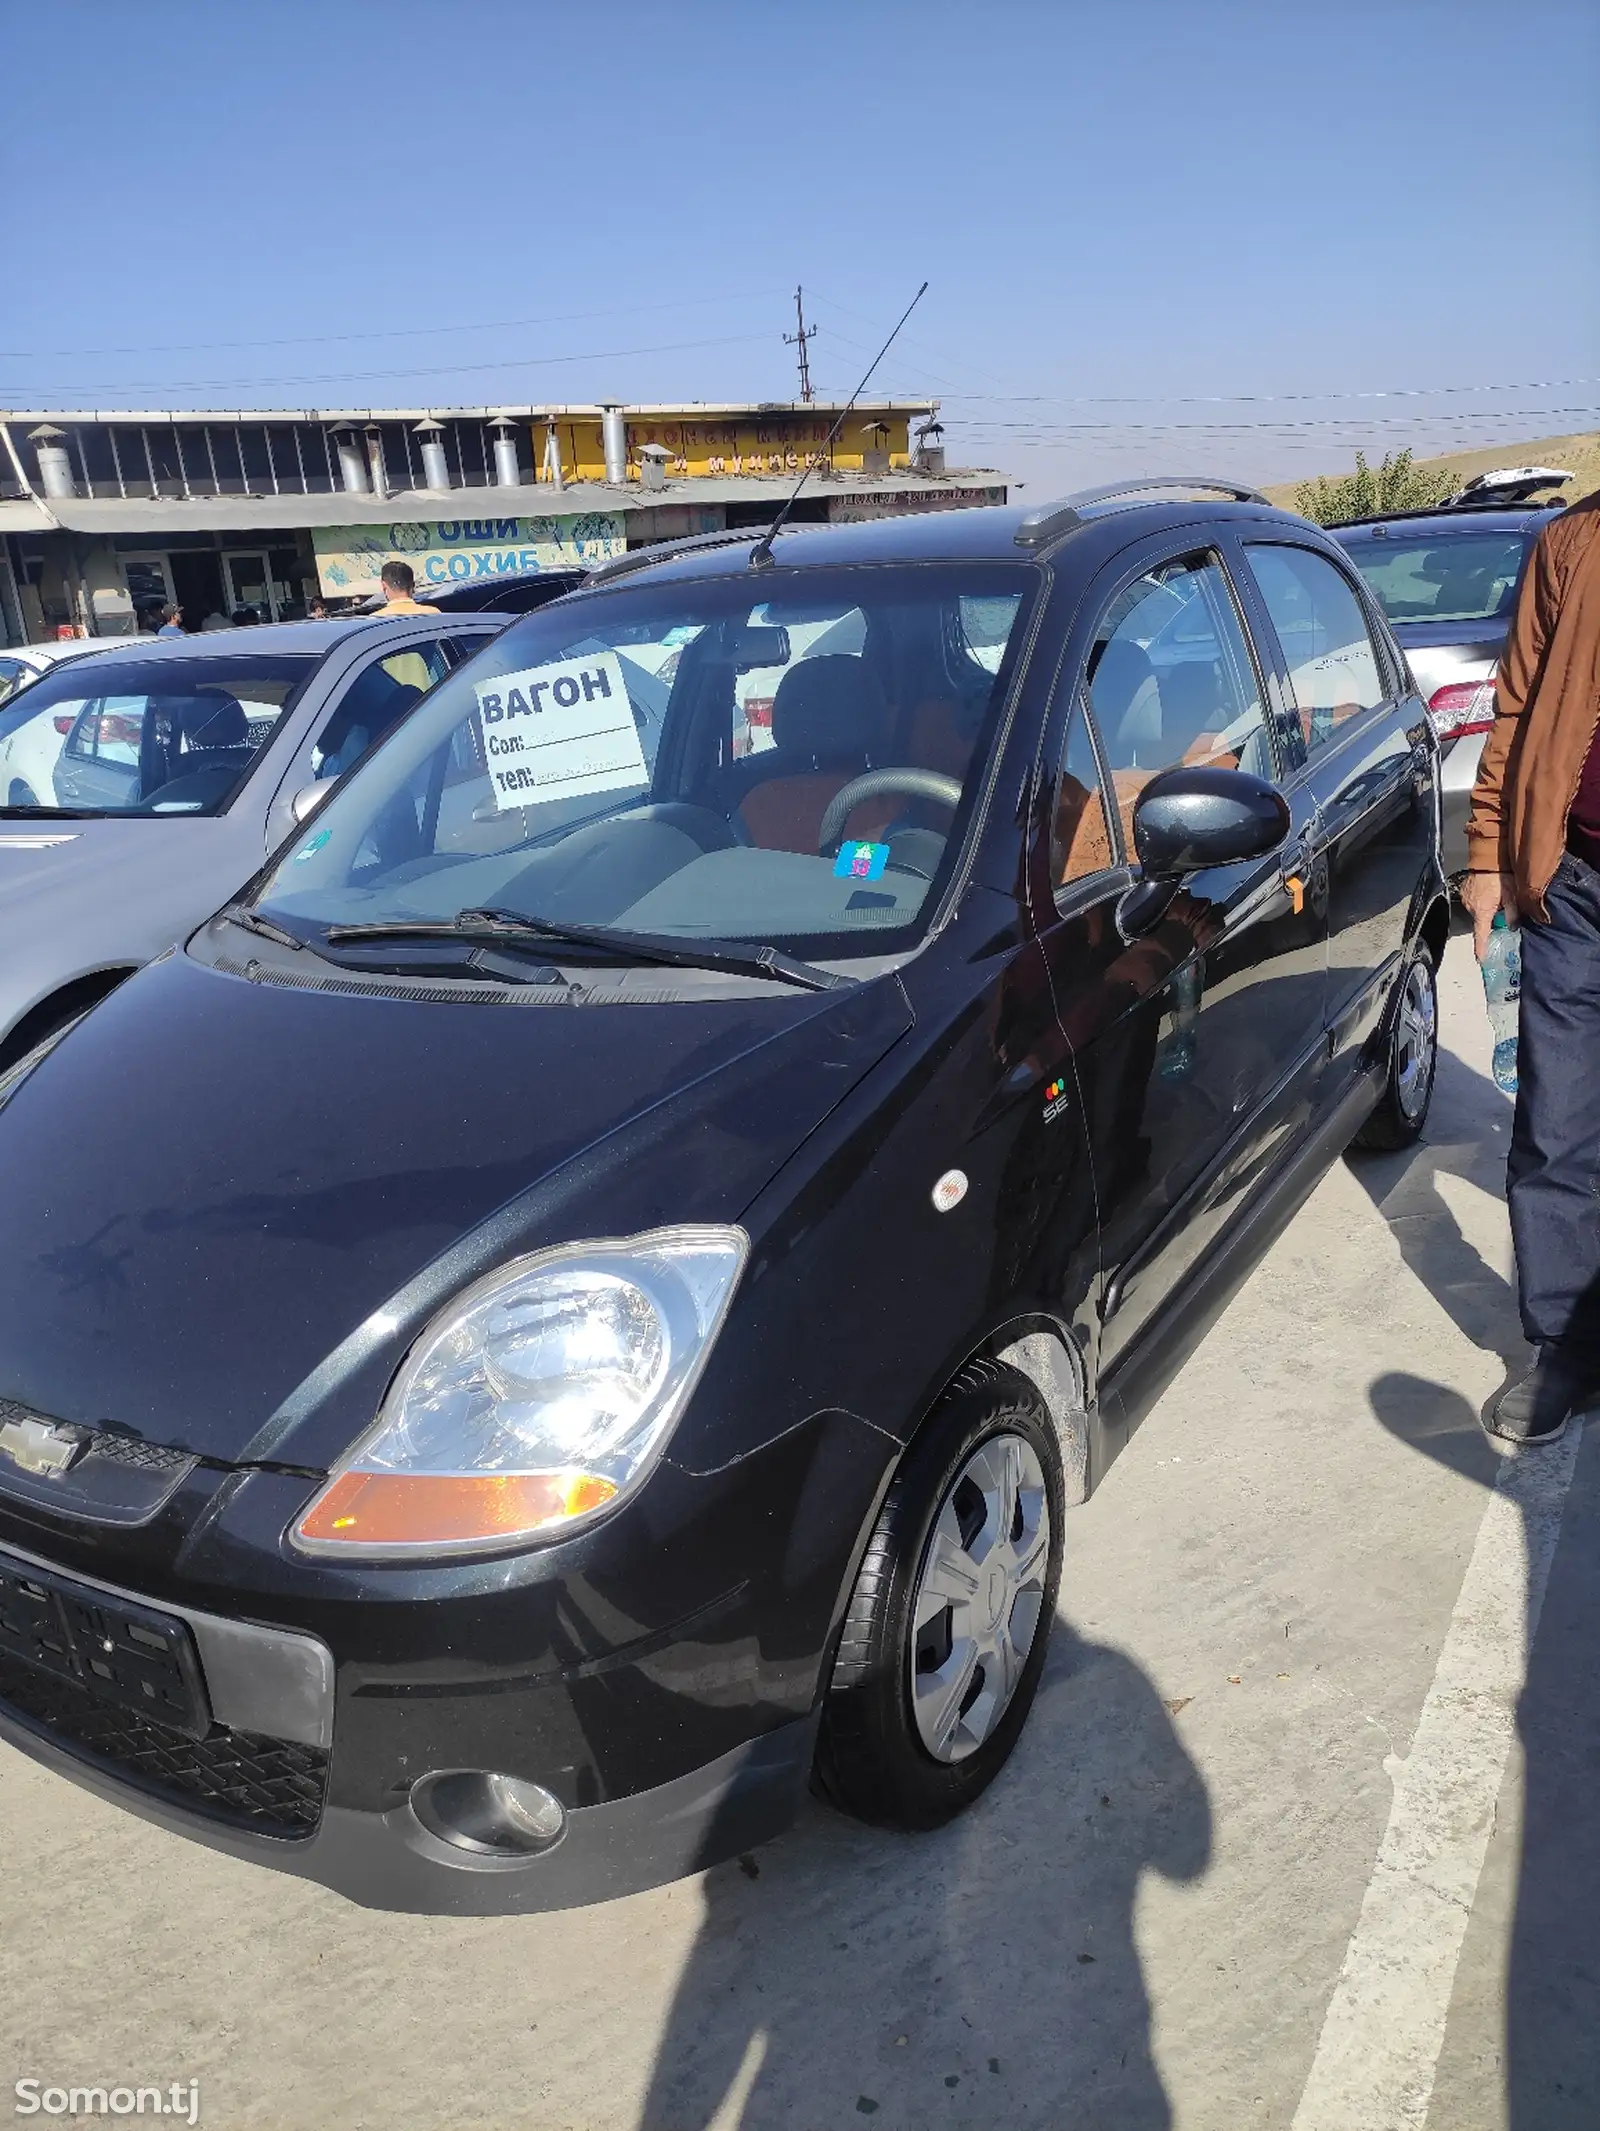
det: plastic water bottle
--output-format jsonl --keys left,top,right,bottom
{"left": 1481, "top": 911, "right": 1521, "bottom": 1094}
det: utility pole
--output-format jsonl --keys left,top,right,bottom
{"left": 784, "top": 285, "right": 815, "bottom": 404}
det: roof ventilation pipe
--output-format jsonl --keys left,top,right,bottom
{"left": 28, "top": 424, "right": 76, "bottom": 500}
{"left": 331, "top": 424, "right": 371, "bottom": 495}
{"left": 541, "top": 420, "right": 566, "bottom": 492}
{"left": 414, "top": 419, "right": 452, "bottom": 493}
{"left": 489, "top": 418, "right": 522, "bottom": 489}
{"left": 601, "top": 406, "right": 629, "bottom": 484}
{"left": 638, "top": 442, "right": 671, "bottom": 493}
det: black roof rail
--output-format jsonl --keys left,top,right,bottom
{"left": 1330, "top": 498, "right": 1566, "bottom": 534}
{"left": 1013, "top": 475, "right": 1272, "bottom": 550}
{"left": 584, "top": 525, "right": 775, "bottom": 586}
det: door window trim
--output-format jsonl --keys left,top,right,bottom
{"left": 1236, "top": 536, "right": 1408, "bottom": 786}
{"left": 1044, "top": 539, "right": 1286, "bottom": 914}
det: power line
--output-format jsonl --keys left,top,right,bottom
{"left": 873, "top": 404, "right": 1599, "bottom": 438}
{"left": 0, "top": 330, "right": 784, "bottom": 402}
{"left": 0, "top": 287, "right": 790, "bottom": 363}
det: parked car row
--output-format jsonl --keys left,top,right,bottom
{"left": 0, "top": 481, "right": 1446, "bottom": 1912}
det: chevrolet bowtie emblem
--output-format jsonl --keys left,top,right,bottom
{"left": 0, "top": 1411, "right": 89, "bottom": 1480}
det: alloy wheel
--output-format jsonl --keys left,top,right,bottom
{"left": 1394, "top": 956, "right": 1438, "bottom": 1122}
{"left": 909, "top": 1431, "right": 1051, "bottom": 1763}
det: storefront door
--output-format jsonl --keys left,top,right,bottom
{"left": 224, "top": 551, "right": 276, "bottom": 621}
{"left": 121, "top": 553, "right": 174, "bottom": 629}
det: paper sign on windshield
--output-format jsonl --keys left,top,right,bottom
{"left": 476, "top": 650, "right": 647, "bottom": 810}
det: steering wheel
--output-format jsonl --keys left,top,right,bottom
{"left": 818, "top": 768, "right": 963, "bottom": 856}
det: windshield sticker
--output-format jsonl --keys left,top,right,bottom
{"left": 833, "top": 839, "right": 890, "bottom": 882}
{"left": 476, "top": 650, "right": 648, "bottom": 811}
{"left": 293, "top": 827, "right": 333, "bottom": 863}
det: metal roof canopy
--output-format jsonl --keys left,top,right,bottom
{"left": 0, "top": 466, "right": 1005, "bottom": 538}
{"left": 0, "top": 400, "right": 934, "bottom": 427}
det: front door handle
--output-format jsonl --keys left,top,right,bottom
{"left": 1280, "top": 833, "right": 1317, "bottom": 915}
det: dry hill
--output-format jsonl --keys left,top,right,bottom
{"left": 1263, "top": 430, "right": 1600, "bottom": 513}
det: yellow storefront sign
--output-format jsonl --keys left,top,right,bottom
{"left": 533, "top": 411, "right": 914, "bottom": 484}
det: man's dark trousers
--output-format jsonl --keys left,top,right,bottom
{"left": 1509, "top": 848, "right": 1600, "bottom": 1371}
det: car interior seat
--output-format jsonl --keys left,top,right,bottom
{"left": 725, "top": 654, "right": 901, "bottom": 852}
{"left": 137, "top": 693, "right": 255, "bottom": 809}
{"left": 1091, "top": 638, "right": 1162, "bottom": 768}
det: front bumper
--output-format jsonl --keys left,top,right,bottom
{"left": 0, "top": 1401, "right": 893, "bottom": 1910}
{"left": 0, "top": 1532, "right": 818, "bottom": 1912}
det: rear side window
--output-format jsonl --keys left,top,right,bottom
{"left": 1348, "top": 530, "right": 1532, "bottom": 625}
{"left": 1244, "top": 545, "right": 1387, "bottom": 757}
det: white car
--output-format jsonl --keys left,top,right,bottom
{"left": 0, "top": 639, "right": 129, "bottom": 807}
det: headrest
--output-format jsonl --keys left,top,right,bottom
{"left": 769, "top": 655, "right": 890, "bottom": 762}
{"left": 169, "top": 693, "right": 248, "bottom": 747}
{"left": 1087, "top": 636, "right": 1156, "bottom": 726}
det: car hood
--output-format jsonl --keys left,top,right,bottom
{"left": 0, "top": 817, "right": 251, "bottom": 1010}
{"left": 0, "top": 947, "right": 912, "bottom": 1466}
{"left": 0, "top": 815, "right": 236, "bottom": 894}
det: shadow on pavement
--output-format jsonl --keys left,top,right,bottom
{"left": 638, "top": 1622, "right": 1209, "bottom": 2131}
{"left": 1349, "top": 948, "right": 1598, "bottom": 2125}
{"left": 1368, "top": 1373, "right": 1599, "bottom": 2130}
{"left": 1347, "top": 1041, "right": 1523, "bottom": 1370}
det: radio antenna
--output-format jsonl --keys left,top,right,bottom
{"left": 748, "top": 279, "right": 929, "bottom": 571}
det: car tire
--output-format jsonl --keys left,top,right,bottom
{"left": 1354, "top": 946, "right": 1438, "bottom": 1151}
{"left": 814, "top": 1359, "right": 1065, "bottom": 1831}
{"left": 8, "top": 781, "right": 38, "bottom": 808}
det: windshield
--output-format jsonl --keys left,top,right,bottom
{"left": 0, "top": 653, "right": 319, "bottom": 816}
{"left": 1346, "top": 530, "right": 1534, "bottom": 625}
{"left": 255, "top": 561, "right": 1036, "bottom": 961}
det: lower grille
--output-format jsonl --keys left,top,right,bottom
{"left": 0, "top": 1654, "right": 328, "bottom": 1837}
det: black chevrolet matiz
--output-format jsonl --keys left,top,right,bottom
{"left": 0, "top": 481, "right": 1446, "bottom": 1912}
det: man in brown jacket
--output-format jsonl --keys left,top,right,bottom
{"left": 1462, "top": 491, "right": 1600, "bottom": 1444}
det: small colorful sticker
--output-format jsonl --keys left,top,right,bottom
{"left": 292, "top": 828, "right": 332, "bottom": 864}
{"left": 833, "top": 840, "right": 890, "bottom": 882}
{"left": 1042, "top": 1074, "right": 1073, "bottom": 1123}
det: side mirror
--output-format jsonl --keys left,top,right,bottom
{"left": 1131, "top": 764, "right": 1290, "bottom": 880}
{"left": 290, "top": 781, "right": 330, "bottom": 824}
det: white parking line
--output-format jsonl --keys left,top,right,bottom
{"left": 1291, "top": 1423, "right": 1582, "bottom": 2131}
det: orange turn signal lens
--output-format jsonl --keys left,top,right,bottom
{"left": 294, "top": 1469, "right": 618, "bottom": 1552}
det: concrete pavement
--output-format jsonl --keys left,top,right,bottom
{"left": 1, "top": 928, "right": 1593, "bottom": 2130}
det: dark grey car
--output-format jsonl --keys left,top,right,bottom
{"left": 1336, "top": 504, "right": 1560, "bottom": 874}
{"left": 0, "top": 613, "right": 507, "bottom": 1069}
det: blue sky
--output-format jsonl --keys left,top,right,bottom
{"left": 3, "top": 0, "right": 1596, "bottom": 495}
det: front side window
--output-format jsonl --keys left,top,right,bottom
{"left": 1346, "top": 529, "right": 1533, "bottom": 626}
{"left": 254, "top": 562, "right": 1037, "bottom": 960}
{"left": 1082, "top": 553, "right": 1273, "bottom": 858}
{"left": 0, "top": 653, "right": 317, "bottom": 815}
{"left": 1245, "top": 544, "right": 1387, "bottom": 757}
{"left": 1051, "top": 700, "right": 1116, "bottom": 888}
{"left": 309, "top": 638, "right": 454, "bottom": 781}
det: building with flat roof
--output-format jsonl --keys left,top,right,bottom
{"left": 0, "top": 402, "right": 1005, "bottom": 644}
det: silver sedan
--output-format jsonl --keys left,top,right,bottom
{"left": 0, "top": 612, "right": 506, "bottom": 1069}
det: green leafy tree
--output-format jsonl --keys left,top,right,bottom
{"left": 1294, "top": 450, "right": 1457, "bottom": 527}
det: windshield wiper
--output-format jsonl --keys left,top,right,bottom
{"left": 322, "top": 907, "right": 849, "bottom": 993}
{"left": 0, "top": 804, "right": 99, "bottom": 820}
{"left": 221, "top": 905, "right": 304, "bottom": 951}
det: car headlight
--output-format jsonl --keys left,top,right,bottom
{"left": 291, "top": 1226, "right": 748, "bottom": 1558}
